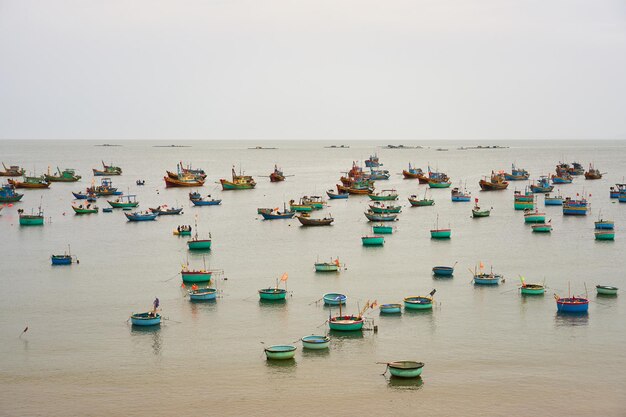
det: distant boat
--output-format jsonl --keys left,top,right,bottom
{"left": 584, "top": 163, "right": 603, "bottom": 180}
{"left": 296, "top": 214, "right": 334, "bottom": 226}
{"left": 164, "top": 171, "right": 205, "bottom": 188}
{"left": 259, "top": 205, "right": 295, "bottom": 220}
{"left": 220, "top": 167, "right": 256, "bottom": 190}
{"left": 44, "top": 167, "right": 81, "bottom": 182}
{"left": 0, "top": 183, "right": 24, "bottom": 203}
{"left": 189, "top": 192, "right": 222, "bottom": 206}
{"left": 323, "top": 293, "right": 346, "bottom": 305}
{"left": 430, "top": 215, "right": 451, "bottom": 239}
{"left": 551, "top": 174, "right": 573, "bottom": 184}
{"left": 315, "top": 258, "right": 341, "bottom": 272}
{"left": 384, "top": 361, "right": 425, "bottom": 378}
{"left": 368, "top": 189, "right": 398, "bottom": 201}
{"left": 372, "top": 224, "right": 393, "bottom": 234}
{"left": 188, "top": 287, "right": 217, "bottom": 301}
{"left": 569, "top": 162, "right": 585, "bottom": 176}
{"left": 364, "top": 210, "right": 397, "bottom": 222}
{"left": 432, "top": 263, "right": 456, "bottom": 276}
{"left": 326, "top": 189, "right": 349, "bottom": 199}
{"left": 87, "top": 178, "right": 120, "bottom": 196}
{"left": 523, "top": 208, "right": 546, "bottom": 223}
{"left": 544, "top": 193, "right": 563, "bottom": 206}
{"left": 530, "top": 176, "right": 554, "bottom": 193}
{"left": 361, "top": 235, "right": 384, "bottom": 246}
{"left": 404, "top": 290, "right": 436, "bottom": 310}
{"left": 108, "top": 195, "right": 139, "bottom": 209}
{"left": 0, "top": 163, "right": 25, "bottom": 177}
{"left": 595, "top": 211, "right": 614, "bottom": 230}
{"left": 594, "top": 230, "right": 615, "bottom": 240}
{"left": 71, "top": 203, "right": 98, "bottom": 214}
{"left": 51, "top": 245, "right": 76, "bottom": 265}
{"left": 269, "top": 164, "right": 286, "bottom": 182}
{"left": 408, "top": 190, "right": 434, "bottom": 207}
{"left": 8, "top": 176, "right": 50, "bottom": 189}
{"left": 369, "top": 202, "right": 402, "bottom": 214}
{"left": 328, "top": 299, "right": 369, "bottom": 331}
{"left": 609, "top": 184, "right": 625, "bottom": 199}
{"left": 596, "top": 285, "right": 618, "bottom": 296}
{"left": 259, "top": 273, "right": 289, "bottom": 301}
{"left": 513, "top": 189, "right": 534, "bottom": 210}
{"left": 365, "top": 154, "right": 381, "bottom": 168}
{"left": 125, "top": 211, "right": 158, "bottom": 221}
{"left": 504, "top": 164, "right": 529, "bottom": 181}
{"left": 402, "top": 163, "right": 424, "bottom": 179}
{"left": 531, "top": 222, "right": 552, "bottom": 233}
{"left": 93, "top": 161, "right": 122, "bottom": 176}
{"left": 181, "top": 259, "right": 212, "bottom": 283}
{"left": 130, "top": 312, "right": 161, "bottom": 326}
{"left": 19, "top": 206, "right": 44, "bottom": 226}
{"left": 472, "top": 264, "right": 502, "bottom": 285}
{"left": 472, "top": 198, "right": 491, "bottom": 217}
{"left": 451, "top": 186, "right": 471, "bottom": 202}
{"left": 149, "top": 205, "right": 184, "bottom": 215}
{"left": 379, "top": 303, "right": 402, "bottom": 314}
{"left": 479, "top": 172, "right": 509, "bottom": 191}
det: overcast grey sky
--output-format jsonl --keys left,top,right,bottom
{"left": 1, "top": 0, "right": 625, "bottom": 140}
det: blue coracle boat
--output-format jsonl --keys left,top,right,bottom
{"left": 432, "top": 265, "right": 455, "bottom": 276}
{"left": 51, "top": 255, "right": 72, "bottom": 265}
{"left": 323, "top": 293, "right": 347, "bottom": 305}
{"left": 555, "top": 296, "right": 589, "bottom": 313}
{"left": 130, "top": 312, "right": 161, "bottom": 326}
{"left": 189, "top": 288, "right": 217, "bottom": 301}
{"left": 379, "top": 303, "right": 402, "bottom": 314}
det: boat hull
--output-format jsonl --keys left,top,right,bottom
{"left": 472, "top": 210, "right": 490, "bottom": 217}
{"left": 409, "top": 199, "right": 434, "bottom": 206}
{"left": 524, "top": 214, "right": 546, "bottom": 223}
{"left": 596, "top": 286, "right": 618, "bottom": 295}
{"left": 264, "top": 345, "right": 296, "bottom": 360}
{"left": 556, "top": 300, "right": 589, "bottom": 313}
{"left": 432, "top": 266, "right": 454, "bottom": 276}
{"left": 430, "top": 229, "right": 451, "bottom": 239}
{"left": 220, "top": 179, "right": 255, "bottom": 190}
{"left": 259, "top": 289, "right": 287, "bottom": 300}
{"left": 323, "top": 293, "right": 347, "bottom": 305}
{"left": 404, "top": 297, "right": 433, "bottom": 310}
{"left": 328, "top": 318, "right": 364, "bottom": 331}
{"left": 19, "top": 216, "right": 44, "bottom": 226}
{"left": 388, "top": 361, "right": 424, "bottom": 378}
{"left": 520, "top": 285, "right": 545, "bottom": 295}
{"left": 315, "top": 263, "right": 339, "bottom": 272}
{"left": 428, "top": 181, "right": 451, "bottom": 188}
{"left": 362, "top": 236, "right": 384, "bottom": 246}
{"left": 544, "top": 198, "right": 563, "bottom": 206}
{"left": 514, "top": 202, "right": 534, "bottom": 210}
{"left": 326, "top": 191, "right": 348, "bottom": 199}
{"left": 380, "top": 304, "right": 402, "bottom": 314}
{"left": 51, "top": 256, "right": 72, "bottom": 265}
{"left": 131, "top": 313, "right": 161, "bottom": 326}
{"left": 181, "top": 271, "right": 212, "bottom": 283}
{"left": 301, "top": 336, "right": 330, "bottom": 350}
{"left": 372, "top": 225, "right": 393, "bottom": 234}
{"left": 532, "top": 224, "right": 552, "bottom": 233}
{"left": 474, "top": 277, "right": 500, "bottom": 285}
{"left": 595, "top": 231, "right": 615, "bottom": 240}
{"left": 189, "top": 288, "right": 217, "bottom": 301}
{"left": 187, "top": 240, "right": 212, "bottom": 250}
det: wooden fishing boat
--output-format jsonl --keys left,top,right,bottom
{"left": 372, "top": 224, "right": 393, "bottom": 234}
{"left": 93, "top": 161, "right": 122, "bottom": 176}
{"left": 569, "top": 162, "right": 585, "bottom": 176}
{"left": 472, "top": 199, "right": 491, "bottom": 217}
{"left": 595, "top": 230, "right": 615, "bottom": 240}
{"left": 87, "top": 178, "right": 120, "bottom": 196}
{"left": 190, "top": 193, "right": 221, "bottom": 206}
{"left": 555, "top": 295, "right": 589, "bottom": 313}
{"left": 130, "top": 312, "right": 161, "bottom": 326}
{"left": 620, "top": 192, "right": 626, "bottom": 203}
{"left": 551, "top": 174, "right": 573, "bottom": 184}
{"left": 220, "top": 167, "right": 256, "bottom": 190}
{"left": 19, "top": 207, "right": 44, "bottom": 226}
{"left": 408, "top": 190, "right": 434, "bottom": 207}
{"left": 301, "top": 335, "right": 330, "bottom": 350}
{"left": 164, "top": 173, "right": 205, "bottom": 188}
{"left": 125, "top": 211, "right": 157, "bottom": 221}
{"left": 326, "top": 189, "right": 348, "bottom": 199}
{"left": 563, "top": 196, "right": 589, "bottom": 215}
{"left": 323, "top": 293, "right": 347, "bottom": 305}
{"left": 584, "top": 164, "right": 603, "bottom": 180}
{"left": 596, "top": 285, "right": 618, "bottom": 296}
{"left": 379, "top": 303, "right": 402, "bottom": 314}
{"left": 259, "top": 288, "right": 288, "bottom": 301}
{"left": 44, "top": 167, "right": 81, "bottom": 182}
{"left": 269, "top": 164, "right": 286, "bottom": 182}
{"left": 0, "top": 163, "right": 25, "bottom": 177}
{"left": 514, "top": 189, "right": 534, "bottom": 202}
{"left": 544, "top": 193, "right": 563, "bottom": 206}
{"left": 595, "top": 220, "right": 614, "bottom": 230}
{"left": 290, "top": 199, "right": 313, "bottom": 212}
{"left": 609, "top": 184, "right": 626, "bottom": 199}
{"left": 365, "top": 154, "right": 381, "bottom": 168}
{"left": 296, "top": 215, "right": 334, "bottom": 226}
{"left": 432, "top": 265, "right": 455, "bottom": 276}
{"left": 108, "top": 195, "right": 139, "bottom": 209}
{"left": 315, "top": 259, "right": 341, "bottom": 272}
{"left": 0, "top": 184, "right": 23, "bottom": 202}
{"left": 530, "top": 176, "right": 554, "bottom": 193}
{"left": 368, "top": 189, "right": 398, "bottom": 201}
{"left": 364, "top": 210, "right": 397, "bottom": 222}
{"left": 451, "top": 186, "right": 471, "bottom": 202}
{"left": 362, "top": 235, "right": 384, "bottom": 246}
{"left": 301, "top": 196, "right": 327, "bottom": 210}
{"left": 264, "top": 345, "right": 296, "bottom": 360}
{"left": 430, "top": 215, "right": 451, "bottom": 238}
{"left": 428, "top": 178, "right": 452, "bottom": 188}
{"left": 8, "top": 176, "right": 50, "bottom": 189}
{"left": 149, "top": 205, "right": 183, "bottom": 215}
{"left": 531, "top": 222, "right": 552, "bottom": 233}
{"left": 402, "top": 163, "right": 424, "bottom": 179}
{"left": 71, "top": 203, "right": 98, "bottom": 214}
{"left": 523, "top": 208, "right": 545, "bottom": 223}
{"left": 336, "top": 183, "right": 374, "bottom": 195}
{"left": 479, "top": 172, "right": 509, "bottom": 191}
{"left": 369, "top": 202, "right": 402, "bottom": 214}
{"left": 404, "top": 293, "right": 434, "bottom": 310}
{"left": 188, "top": 287, "right": 217, "bottom": 301}
{"left": 369, "top": 167, "right": 390, "bottom": 180}
{"left": 178, "top": 162, "right": 207, "bottom": 180}
{"left": 386, "top": 361, "right": 424, "bottom": 378}
{"left": 504, "top": 164, "right": 530, "bottom": 181}
{"left": 72, "top": 191, "right": 94, "bottom": 200}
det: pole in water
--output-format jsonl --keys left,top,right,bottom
{"left": 19, "top": 326, "right": 28, "bottom": 338}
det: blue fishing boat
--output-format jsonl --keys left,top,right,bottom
{"left": 188, "top": 287, "right": 218, "bottom": 301}
{"left": 51, "top": 255, "right": 72, "bottom": 265}
{"left": 551, "top": 174, "right": 573, "bottom": 184}
{"left": 364, "top": 210, "right": 397, "bottom": 222}
{"left": 620, "top": 192, "right": 626, "bottom": 203}
{"left": 260, "top": 210, "right": 295, "bottom": 220}
{"left": 595, "top": 212, "right": 614, "bottom": 230}
{"left": 544, "top": 193, "right": 563, "bottom": 206}
{"left": 609, "top": 184, "right": 626, "bottom": 199}
{"left": 369, "top": 167, "right": 390, "bottom": 180}
{"left": 323, "top": 293, "right": 347, "bottom": 305}
{"left": 472, "top": 264, "right": 502, "bottom": 285}
{"left": 555, "top": 295, "right": 589, "bottom": 313}
{"left": 0, "top": 183, "right": 24, "bottom": 203}
{"left": 326, "top": 189, "right": 348, "bottom": 199}
{"left": 404, "top": 291, "right": 436, "bottom": 310}
{"left": 562, "top": 195, "right": 589, "bottom": 215}
{"left": 301, "top": 335, "right": 330, "bottom": 350}
{"left": 530, "top": 176, "right": 554, "bottom": 193}
{"left": 451, "top": 186, "right": 471, "bottom": 202}
{"left": 365, "top": 154, "right": 381, "bottom": 168}
{"left": 402, "top": 163, "right": 424, "bottom": 179}
{"left": 124, "top": 211, "right": 158, "bottom": 221}
{"left": 189, "top": 192, "right": 222, "bottom": 206}
{"left": 379, "top": 303, "right": 402, "bottom": 314}
{"left": 432, "top": 264, "right": 455, "bottom": 276}
{"left": 504, "top": 164, "right": 530, "bottom": 181}
{"left": 130, "top": 312, "right": 161, "bottom": 326}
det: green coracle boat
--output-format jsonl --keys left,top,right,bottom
{"left": 596, "top": 285, "right": 618, "bottom": 296}
{"left": 428, "top": 179, "right": 452, "bottom": 188}
{"left": 595, "top": 231, "right": 615, "bottom": 241}
{"left": 404, "top": 293, "right": 434, "bottom": 310}
{"left": 368, "top": 189, "right": 399, "bottom": 201}
{"left": 19, "top": 208, "right": 44, "bottom": 226}
{"left": 259, "top": 274, "right": 289, "bottom": 300}
{"left": 315, "top": 259, "right": 340, "bottom": 272}
{"left": 519, "top": 277, "right": 546, "bottom": 295}
{"left": 362, "top": 235, "right": 384, "bottom": 246}
{"left": 386, "top": 361, "right": 425, "bottom": 378}
{"left": 264, "top": 345, "right": 296, "bottom": 360}
{"left": 372, "top": 225, "right": 393, "bottom": 234}
{"left": 531, "top": 222, "right": 552, "bottom": 233}
{"left": 187, "top": 220, "right": 212, "bottom": 250}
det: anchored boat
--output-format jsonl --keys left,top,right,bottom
{"left": 479, "top": 172, "right": 509, "bottom": 191}
{"left": 451, "top": 185, "right": 471, "bottom": 202}
{"left": 189, "top": 192, "right": 222, "bottom": 206}
{"left": 362, "top": 235, "right": 384, "bottom": 246}
{"left": 315, "top": 258, "right": 341, "bottom": 272}
{"left": 595, "top": 230, "right": 615, "bottom": 240}
{"left": 408, "top": 190, "right": 434, "bottom": 207}
{"left": 472, "top": 264, "right": 502, "bottom": 285}
{"left": 385, "top": 361, "right": 425, "bottom": 378}
{"left": 93, "top": 161, "right": 122, "bottom": 176}
{"left": 125, "top": 211, "right": 158, "bottom": 221}
{"left": 519, "top": 277, "right": 545, "bottom": 295}
{"left": 596, "top": 285, "right": 618, "bottom": 296}
{"left": 44, "top": 167, "right": 81, "bottom": 182}
{"left": 368, "top": 189, "right": 398, "bottom": 201}
{"left": 108, "top": 195, "right": 139, "bottom": 209}
{"left": 563, "top": 195, "right": 589, "bottom": 215}
{"left": 259, "top": 273, "right": 289, "bottom": 301}
{"left": 504, "top": 164, "right": 530, "bottom": 181}
{"left": 404, "top": 290, "right": 436, "bottom": 310}
{"left": 220, "top": 167, "right": 256, "bottom": 190}
{"left": 372, "top": 224, "right": 393, "bottom": 234}
{"left": 296, "top": 214, "right": 334, "bottom": 226}
{"left": 323, "top": 293, "right": 347, "bottom": 305}
{"left": 430, "top": 215, "right": 451, "bottom": 239}
{"left": 432, "top": 263, "right": 456, "bottom": 276}
{"left": 555, "top": 295, "right": 589, "bottom": 313}
{"left": 301, "top": 335, "right": 330, "bottom": 350}
{"left": 544, "top": 193, "right": 564, "bottom": 206}
{"left": 402, "top": 163, "right": 424, "bottom": 179}
{"left": 0, "top": 163, "right": 25, "bottom": 177}
{"left": 530, "top": 176, "right": 554, "bottom": 193}
{"left": 379, "top": 303, "right": 402, "bottom": 314}
{"left": 531, "top": 222, "right": 552, "bottom": 233}
{"left": 584, "top": 163, "right": 603, "bottom": 180}
{"left": 472, "top": 198, "right": 491, "bottom": 217}
{"left": 326, "top": 189, "right": 349, "bottom": 199}
{"left": 19, "top": 207, "right": 44, "bottom": 226}
{"left": 8, "top": 176, "right": 50, "bottom": 189}
{"left": 71, "top": 203, "right": 98, "bottom": 214}
{"left": 0, "top": 183, "right": 24, "bottom": 203}
{"left": 188, "top": 287, "right": 217, "bottom": 301}
{"left": 523, "top": 208, "right": 545, "bottom": 223}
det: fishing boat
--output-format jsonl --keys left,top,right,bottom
{"left": 19, "top": 207, "right": 44, "bottom": 226}
{"left": 584, "top": 164, "right": 603, "bottom": 180}
{"left": 404, "top": 291, "right": 435, "bottom": 310}
{"left": 296, "top": 215, "right": 334, "bottom": 226}
{"left": 609, "top": 184, "right": 626, "bottom": 198}
{"left": 220, "top": 167, "right": 256, "bottom": 190}
{"left": 130, "top": 312, "right": 161, "bottom": 326}
{"left": 336, "top": 183, "right": 374, "bottom": 195}
{"left": 72, "top": 191, "right": 94, "bottom": 200}
{"left": 44, "top": 167, "right": 81, "bottom": 182}
{"left": 408, "top": 190, "right": 434, "bottom": 207}
{"left": 0, "top": 183, "right": 23, "bottom": 203}
{"left": 531, "top": 222, "right": 552, "bottom": 233}
{"left": 620, "top": 192, "right": 626, "bottom": 203}
{"left": 472, "top": 264, "right": 502, "bottom": 285}
{"left": 264, "top": 345, "right": 296, "bottom": 360}
{"left": 269, "top": 164, "right": 286, "bottom": 182}
{"left": 472, "top": 198, "right": 491, "bottom": 217}
{"left": 125, "top": 211, "right": 158, "bottom": 221}
{"left": 596, "top": 285, "right": 618, "bottom": 296}
{"left": 379, "top": 303, "right": 402, "bottom": 314}
{"left": 102, "top": 208, "right": 113, "bottom": 213}
{"left": 323, "top": 293, "right": 347, "bottom": 305}
{"left": 187, "top": 225, "right": 212, "bottom": 250}
{"left": 259, "top": 274, "right": 289, "bottom": 300}
{"left": 428, "top": 178, "right": 452, "bottom": 188}
{"left": 178, "top": 162, "right": 207, "bottom": 180}
{"left": 8, "top": 176, "right": 50, "bottom": 189}
{"left": 519, "top": 277, "right": 545, "bottom": 295}
{"left": 164, "top": 172, "right": 205, "bottom": 188}
{"left": 328, "top": 301, "right": 365, "bottom": 331}
{"left": 402, "top": 163, "right": 424, "bottom": 179}
{"left": 369, "top": 167, "right": 390, "bottom": 180}
{"left": 326, "top": 189, "right": 349, "bottom": 199}
{"left": 361, "top": 235, "right": 384, "bottom": 246}
{"left": 365, "top": 154, "right": 381, "bottom": 168}
{"left": 189, "top": 192, "right": 222, "bottom": 206}
{"left": 260, "top": 205, "right": 295, "bottom": 220}
{"left": 301, "top": 335, "right": 330, "bottom": 350}
{"left": 0, "top": 163, "right": 25, "bottom": 176}
{"left": 149, "top": 205, "right": 184, "bottom": 215}
{"left": 301, "top": 196, "right": 327, "bottom": 210}
{"left": 87, "top": 178, "right": 120, "bottom": 196}
{"left": 451, "top": 186, "right": 471, "bottom": 202}
{"left": 595, "top": 212, "right": 614, "bottom": 230}
{"left": 595, "top": 230, "right": 615, "bottom": 240}
{"left": 368, "top": 189, "right": 398, "bottom": 201}
{"left": 364, "top": 210, "right": 397, "bottom": 222}
{"left": 51, "top": 245, "right": 76, "bottom": 265}
{"left": 504, "top": 164, "right": 530, "bottom": 181}
{"left": 432, "top": 265, "right": 455, "bottom": 276}
{"left": 188, "top": 287, "right": 217, "bottom": 301}
{"left": 479, "top": 172, "right": 508, "bottom": 191}
{"left": 530, "top": 176, "right": 554, "bottom": 193}
{"left": 372, "top": 224, "right": 393, "bottom": 234}
{"left": 173, "top": 225, "right": 192, "bottom": 236}
{"left": 315, "top": 258, "right": 341, "bottom": 272}
{"left": 523, "top": 208, "right": 546, "bottom": 223}
{"left": 290, "top": 198, "right": 313, "bottom": 212}
{"left": 555, "top": 295, "right": 589, "bottom": 313}
{"left": 136, "top": 180, "right": 145, "bottom": 186}
{"left": 544, "top": 193, "right": 564, "bottom": 206}
{"left": 108, "top": 195, "right": 139, "bottom": 209}
{"left": 569, "top": 162, "right": 585, "bottom": 176}
{"left": 551, "top": 174, "right": 573, "bottom": 184}
{"left": 563, "top": 195, "right": 589, "bottom": 215}
{"left": 513, "top": 189, "right": 534, "bottom": 210}
{"left": 430, "top": 215, "right": 451, "bottom": 239}
{"left": 93, "top": 161, "right": 122, "bottom": 176}
{"left": 181, "top": 260, "right": 212, "bottom": 283}
{"left": 369, "top": 202, "right": 402, "bottom": 214}
{"left": 71, "top": 203, "right": 98, "bottom": 214}
{"left": 385, "top": 361, "right": 425, "bottom": 378}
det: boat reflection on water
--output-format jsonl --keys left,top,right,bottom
{"left": 554, "top": 312, "right": 589, "bottom": 327}
{"left": 264, "top": 357, "right": 297, "bottom": 372}
{"left": 301, "top": 347, "right": 330, "bottom": 358}
{"left": 130, "top": 325, "right": 163, "bottom": 356}
{"left": 387, "top": 376, "right": 424, "bottom": 391}
{"left": 328, "top": 329, "right": 365, "bottom": 341}
{"left": 258, "top": 298, "right": 287, "bottom": 309}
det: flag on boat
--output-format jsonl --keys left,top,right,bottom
{"left": 280, "top": 273, "right": 288, "bottom": 282}
{"left": 479, "top": 261, "right": 484, "bottom": 270}
{"left": 334, "top": 258, "right": 340, "bottom": 267}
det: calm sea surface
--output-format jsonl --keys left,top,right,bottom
{"left": 1, "top": 140, "right": 625, "bottom": 416}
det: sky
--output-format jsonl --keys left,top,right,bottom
{"left": 1, "top": 0, "right": 625, "bottom": 140}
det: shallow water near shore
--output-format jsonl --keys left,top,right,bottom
{"left": 1, "top": 140, "right": 625, "bottom": 416}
